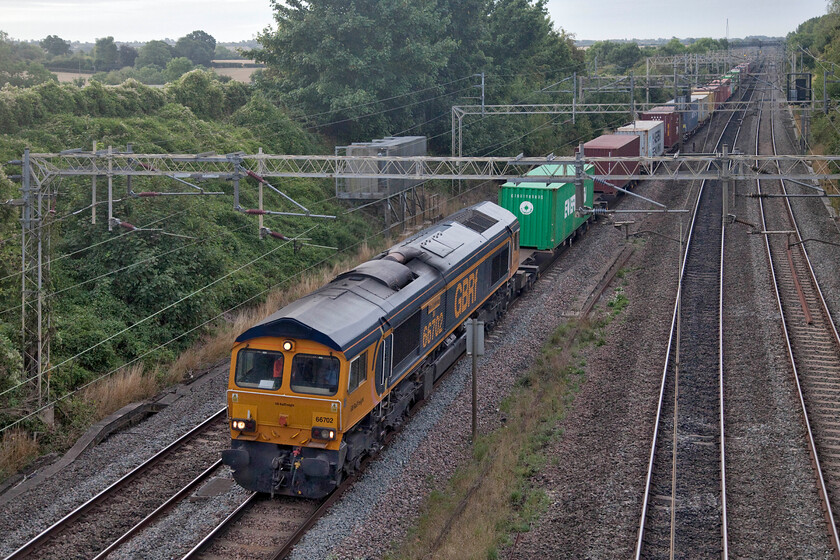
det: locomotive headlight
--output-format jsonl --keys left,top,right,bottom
{"left": 232, "top": 419, "right": 256, "bottom": 432}
{"left": 282, "top": 340, "right": 294, "bottom": 352}
{"left": 311, "top": 427, "right": 336, "bottom": 441}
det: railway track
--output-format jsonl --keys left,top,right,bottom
{"left": 755, "top": 78, "right": 840, "bottom": 557}
{"left": 635, "top": 74, "right": 757, "bottom": 559}
{"left": 5, "top": 408, "right": 228, "bottom": 560}
{"left": 181, "top": 493, "right": 322, "bottom": 559}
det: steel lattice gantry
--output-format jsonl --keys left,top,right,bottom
{"left": 24, "top": 151, "right": 840, "bottom": 183}
{"left": 13, "top": 148, "right": 840, "bottom": 404}
{"left": 19, "top": 149, "right": 51, "bottom": 406}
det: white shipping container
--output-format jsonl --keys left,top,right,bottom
{"left": 615, "top": 120, "right": 665, "bottom": 157}
{"left": 691, "top": 93, "right": 714, "bottom": 123}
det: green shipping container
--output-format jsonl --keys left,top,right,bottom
{"left": 498, "top": 164, "right": 594, "bottom": 250}
{"left": 724, "top": 73, "right": 739, "bottom": 91}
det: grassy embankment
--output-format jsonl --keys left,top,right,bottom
{"left": 389, "top": 284, "right": 630, "bottom": 560}
{"left": 0, "top": 75, "right": 356, "bottom": 480}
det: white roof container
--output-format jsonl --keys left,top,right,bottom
{"left": 615, "top": 120, "right": 665, "bottom": 158}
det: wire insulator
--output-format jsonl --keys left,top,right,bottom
{"left": 245, "top": 170, "right": 266, "bottom": 184}
{"left": 268, "top": 230, "right": 290, "bottom": 241}
{"left": 119, "top": 221, "right": 137, "bottom": 231}
{"left": 137, "top": 192, "right": 162, "bottom": 197}
{"left": 245, "top": 209, "right": 268, "bottom": 215}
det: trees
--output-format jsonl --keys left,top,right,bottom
{"left": 41, "top": 35, "right": 71, "bottom": 57}
{"left": 585, "top": 41, "right": 642, "bottom": 73}
{"left": 0, "top": 32, "right": 55, "bottom": 87}
{"left": 175, "top": 31, "right": 216, "bottom": 67}
{"left": 136, "top": 40, "right": 174, "bottom": 69}
{"left": 118, "top": 45, "right": 138, "bottom": 68}
{"left": 251, "top": 0, "right": 584, "bottom": 150}
{"left": 687, "top": 37, "right": 725, "bottom": 53}
{"left": 253, "top": 0, "right": 455, "bottom": 140}
{"left": 488, "top": 0, "right": 570, "bottom": 75}
{"left": 93, "top": 36, "right": 119, "bottom": 71}
{"left": 214, "top": 44, "right": 240, "bottom": 60}
{"left": 165, "top": 57, "right": 194, "bottom": 82}
{"left": 656, "top": 38, "right": 687, "bottom": 56}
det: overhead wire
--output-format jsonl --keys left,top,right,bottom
{"left": 1, "top": 92, "right": 635, "bottom": 430}
{"left": 0, "top": 224, "right": 318, "bottom": 401}
{"left": 46, "top": 222, "right": 253, "bottom": 300}
{"left": 304, "top": 84, "right": 478, "bottom": 131}
{"left": 1, "top": 62, "right": 645, "bottom": 419}
{"left": 0, "top": 209, "right": 189, "bottom": 286}
{"left": 293, "top": 75, "right": 476, "bottom": 122}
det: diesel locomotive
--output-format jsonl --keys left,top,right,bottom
{"left": 221, "top": 62, "right": 755, "bottom": 499}
{"left": 222, "top": 201, "right": 520, "bottom": 498}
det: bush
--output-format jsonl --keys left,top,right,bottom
{"left": 230, "top": 93, "right": 317, "bottom": 154}
{"left": 167, "top": 70, "right": 226, "bottom": 119}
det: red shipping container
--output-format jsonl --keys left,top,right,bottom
{"left": 640, "top": 106, "right": 681, "bottom": 150}
{"left": 579, "top": 134, "right": 640, "bottom": 195}
{"left": 710, "top": 79, "right": 731, "bottom": 102}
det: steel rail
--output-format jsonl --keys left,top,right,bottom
{"left": 91, "top": 459, "right": 224, "bottom": 559}
{"left": 757, "top": 91, "right": 840, "bottom": 558}
{"left": 180, "top": 492, "right": 259, "bottom": 559}
{"left": 714, "top": 64, "right": 759, "bottom": 560}
{"left": 6, "top": 407, "right": 227, "bottom": 559}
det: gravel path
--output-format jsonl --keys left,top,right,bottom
{"left": 501, "top": 172, "right": 688, "bottom": 558}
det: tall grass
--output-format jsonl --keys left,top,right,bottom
{"left": 0, "top": 241, "right": 380, "bottom": 485}
{"left": 81, "top": 363, "right": 159, "bottom": 420}
{"left": 0, "top": 182, "right": 492, "bottom": 484}
{"left": 167, "top": 241, "right": 379, "bottom": 383}
{"left": 0, "top": 430, "right": 40, "bottom": 482}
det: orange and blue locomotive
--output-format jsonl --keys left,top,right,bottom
{"left": 222, "top": 202, "right": 520, "bottom": 498}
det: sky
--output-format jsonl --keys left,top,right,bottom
{"left": 0, "top": 0, "right": 830, "bottom": 44}
{"left": 547, "top": 0, "right": 829, "bottom": 40}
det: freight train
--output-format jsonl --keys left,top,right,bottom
{"left": 222, "top": 62, "right": 753, "bottom": 498}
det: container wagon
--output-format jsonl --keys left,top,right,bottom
{"left": 710, "top": 79, "right": 731, "bottom": 102}
{"left": 692, "top": 92, "right": 714, "bottom": 123}
{"left": 666, "top": 96, "right": 700, "bottom": 139}
{"left": 693, "top": 86, "right": 722, "bottom": 109}
{"left": 498, "top": 164, "right": 594, "bottom": 250}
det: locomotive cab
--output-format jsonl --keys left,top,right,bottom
{"left": 223, "top": 337, "right": 354, "bottom": 498}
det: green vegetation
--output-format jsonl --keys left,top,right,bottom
{"left": 0, "top": 70, "right": 349, "bottom": 429}
{"left": 0, "top": 31, "right": 55, "bottom": 87}
{"left": 251, "top": 0, "right": 591, "bottom": 152}
{"left": 788, "top": 8, "right": 840, "bottom": 153}
{"left": 584, "top": 37, "right": 732, "bottom": 75}
{"left": 786, "top": 3, "right": 840, "bottom": 211}
{"left": 1, "top": 30, "right": 245, "bottom": 86}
